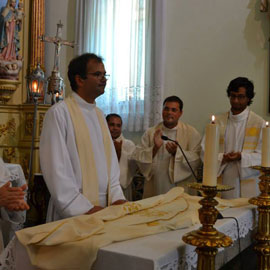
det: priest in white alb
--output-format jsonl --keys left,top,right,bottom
{"left": 132, "top": 96, "right": 201, "bottom": 198}
{"left": 106, "top": 113, "right": 137, "bottom": 200}
{"left": 40, "top": 53, "right": 126, "bottom": 222}
{"left": 201, "top": 77, "right": 265, "bottom": 198}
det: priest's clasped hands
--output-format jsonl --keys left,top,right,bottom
{"left": 222, "top": 152, "right": 241, "bottom": 164}
{"left": 153, "top": 129, "right": 177, "bottom": 157}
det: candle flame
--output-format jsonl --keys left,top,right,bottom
{"left": 56, "top": 93, "right": 59, "bottom": 97}
{"left": 33, "top": 81, "right": 38, "bottom": 93}
{"left": 266, "top": 121, "right": 269, "bottom": 127}
{"left": 211, "top": 115, "right": 215, "bottom": 123}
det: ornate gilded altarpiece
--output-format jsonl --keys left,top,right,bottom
{"left": 0, "top": 0, "right": 49, "bottom": 179}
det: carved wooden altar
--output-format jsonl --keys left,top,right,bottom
{"left": 0, "top": 0, "right": 48, "bottom": 179}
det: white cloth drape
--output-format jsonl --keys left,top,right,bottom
{"left": 75, "top": 0, "right": 166, "bottom": 131}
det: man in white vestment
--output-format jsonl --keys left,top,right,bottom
{"left": 201, "top": 77, "right": 265, "bottom": 198}
{"left": 106, "top": 113, "right": 137, "bottom": 200}
{"left": 40, "top": 53, "right": 126, "bottom": 222}
{"left": 132, "top": 96, "right": 201, "bottom": 198}
{"left": 0, "top": 158, "right": 29, "bottom": 252}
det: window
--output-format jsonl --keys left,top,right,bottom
{"left": 75, "top": 0, "right": 165, "bottom": 131}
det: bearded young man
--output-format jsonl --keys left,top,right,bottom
{"left": 132, "top": 96, "right": 201, "bottom": 198}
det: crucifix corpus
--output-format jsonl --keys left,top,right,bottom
{"left": 40, "top": 21, "right": 75, "bottom": 104}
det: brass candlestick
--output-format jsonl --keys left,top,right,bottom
{"left": 249, "top": 166, "right": 270, "bottom": 270}
{"left": 182, "top": 183, "right": 234, "bottom": 270}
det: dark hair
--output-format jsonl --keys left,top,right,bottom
{"left": 67, "top": 53, "right": 103, "bottom": 92}
{"left": 163, "top": 96, "right": 183, "bottom": 111}
{"left": 226, "top": 77, "right": 255, "bottom": 105}
{"left": 106, "top": 113, "right": 122, "bottom": 125}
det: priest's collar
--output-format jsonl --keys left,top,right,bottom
{"left": 72, "top": 92, "right": 96, "bottom": 109}
{"left": 162, "top": 122, "right": 178, "bottom": 131}
{"left": 115, "top": 134, "right": 124, "bottom": 142}
{"left": 229, "top": 107, "right": 249, "bottom": 122}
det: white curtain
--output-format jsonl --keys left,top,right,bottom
{"left": 75, "top": 0, "right": 166, "bottom": 131}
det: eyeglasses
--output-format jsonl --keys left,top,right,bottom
{"left": 229, "top": 94, "right": 247, "bottom": 101}
{"left": 86, "top": 72, "right": 110, "bottom": 80}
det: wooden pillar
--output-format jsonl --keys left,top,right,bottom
{"left": 30, "top": 0, "right": 45, "bottom": 71}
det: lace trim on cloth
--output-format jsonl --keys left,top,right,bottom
{"left": 160, "top": 258, "right": 191, "bottom": 270}
{"left": 0, "top": 237, "right": 16, "bottom": 270}
{"left": 4, "top": 164, "right": 25, "bottom": 186}
{"left": 157, "top": 207, "right": 256, "bottom": 270}
{"left": 220, "top": 209, "right": 256, "bottom": 241}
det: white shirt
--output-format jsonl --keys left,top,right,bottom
{"left": 224, "top": 108, "right": 248, "bottom": 153}
{"left": 116, "top": 135, "right": 136, "bottom": 189}
{"left": 40, "top": 93, "right": 125, "bottom": 222}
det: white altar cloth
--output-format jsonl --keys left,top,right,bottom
{"left": 0, "top": 205, "right": 256, "bottom": 270}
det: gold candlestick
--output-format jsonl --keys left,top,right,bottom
{"left": 182, "top": 183, "right": 233, "bottom": 270}
{"left": 249, "top": 166, "right": 270, "bottom": 270}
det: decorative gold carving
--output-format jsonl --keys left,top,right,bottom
{"left": 39, "top": 113, "right": 45, "bottom": 136}
{"left": 0, "top": 118, "right": 16, "bottom": 138}
{"left": 0, "top": 79, "right": 20, "bottom": 103}
{"left": 3, "top": 147, "right": 15, "bottom": 163}
{"left": 182, "top": 183, "right": 233, "bottom": 270}
{"left": 25, "top": 113, "right": 34, "bottom": 136}
{"left": 249, "top": 166, "right": 270, "bottom": 270}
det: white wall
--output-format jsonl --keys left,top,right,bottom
{"left": 164, "top": 0, "right": 269, "bottom": 133}
{"left": 45, "top": 0, "right": 270, "bottom": 139}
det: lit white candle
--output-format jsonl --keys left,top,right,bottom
{"left": 203, "top": 115, "right": 220, "bottom": 186}
{"left": 262, "top": 121, "right": 270, "bottom": 167}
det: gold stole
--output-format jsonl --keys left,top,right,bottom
{"left": 216, "top": 111, "right": 262, "bottom": 189}
{"left": 217, "top": 111, "right": 262, "bottom": 153}
{"left": 143, "top": 122, "right": 189, "bottom": 197}
{"left": 65, "top": 96, "right": 112, "bottom": 206}
{"left": 155, "top": 122, "right": 188, "bottom": 184}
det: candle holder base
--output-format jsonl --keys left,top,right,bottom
{"left": 182, "top": 183, "right": 234, "bottom": 270}
{"left": 249, "top": 166, "right": 270, "bottom": 270}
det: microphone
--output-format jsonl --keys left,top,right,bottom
{"left": 161, "top": 135, "right": 198, "bottom": 181}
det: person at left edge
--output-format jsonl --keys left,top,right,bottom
{"left": 40, "top": 53, "right": 126, "bottom": 222}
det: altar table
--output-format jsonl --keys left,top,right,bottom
{"left": 0, "top": 205, "right": 256, "bottom": 270}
